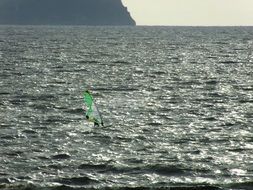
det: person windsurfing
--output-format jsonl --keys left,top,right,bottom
{"left": 83, "top": 90, "right": 104, "bottom": 127}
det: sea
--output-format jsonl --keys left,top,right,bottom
{"left": 0, "top": 26, "right": 252, "bottom": 190}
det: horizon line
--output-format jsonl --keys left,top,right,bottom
{"left": 0, "top": 24, "right": 253, "bottom": 27}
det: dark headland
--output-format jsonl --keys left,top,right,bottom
{"left": 0, "top": 0, "right": 136, "bottom": 25}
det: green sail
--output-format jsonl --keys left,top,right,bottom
{"left": 83, "top": 90, "right": 103, "bottom": 126}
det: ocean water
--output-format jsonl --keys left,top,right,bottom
{"left": 0, "top": 26, "right": 252, "bottom": 190}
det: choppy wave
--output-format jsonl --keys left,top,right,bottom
{"left": 0, "top": 26, "right": 252, "bottom": 189}
{"left": 0, "top": 182, "right": 253, "bottom": 190}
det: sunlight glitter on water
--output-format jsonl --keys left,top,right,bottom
{"left": 0, "top": 26, "right": 253, "bottom": 189}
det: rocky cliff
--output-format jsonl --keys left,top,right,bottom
{"left": 0, "top": 0, "right": 135, "bottom": 25}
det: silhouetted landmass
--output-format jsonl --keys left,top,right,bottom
{"left": 0, "top": 0, "right": 135, "bottom": 25}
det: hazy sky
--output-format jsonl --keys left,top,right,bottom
{"left": 122, "top": 0, "right": 253, "bottom": 26}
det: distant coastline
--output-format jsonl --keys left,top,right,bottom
{"left": 0, "top": 0, "right": 136, "bottom": 26}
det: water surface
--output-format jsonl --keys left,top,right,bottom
{"left": 0, "top": 26, "right": 253, "bottom": 190}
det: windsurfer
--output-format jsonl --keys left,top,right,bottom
{"left": 85, "top": 114, "right": 101, "bottom": 127}
{"left": 83, "top": 90, "right": 104, "bottom": 127}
